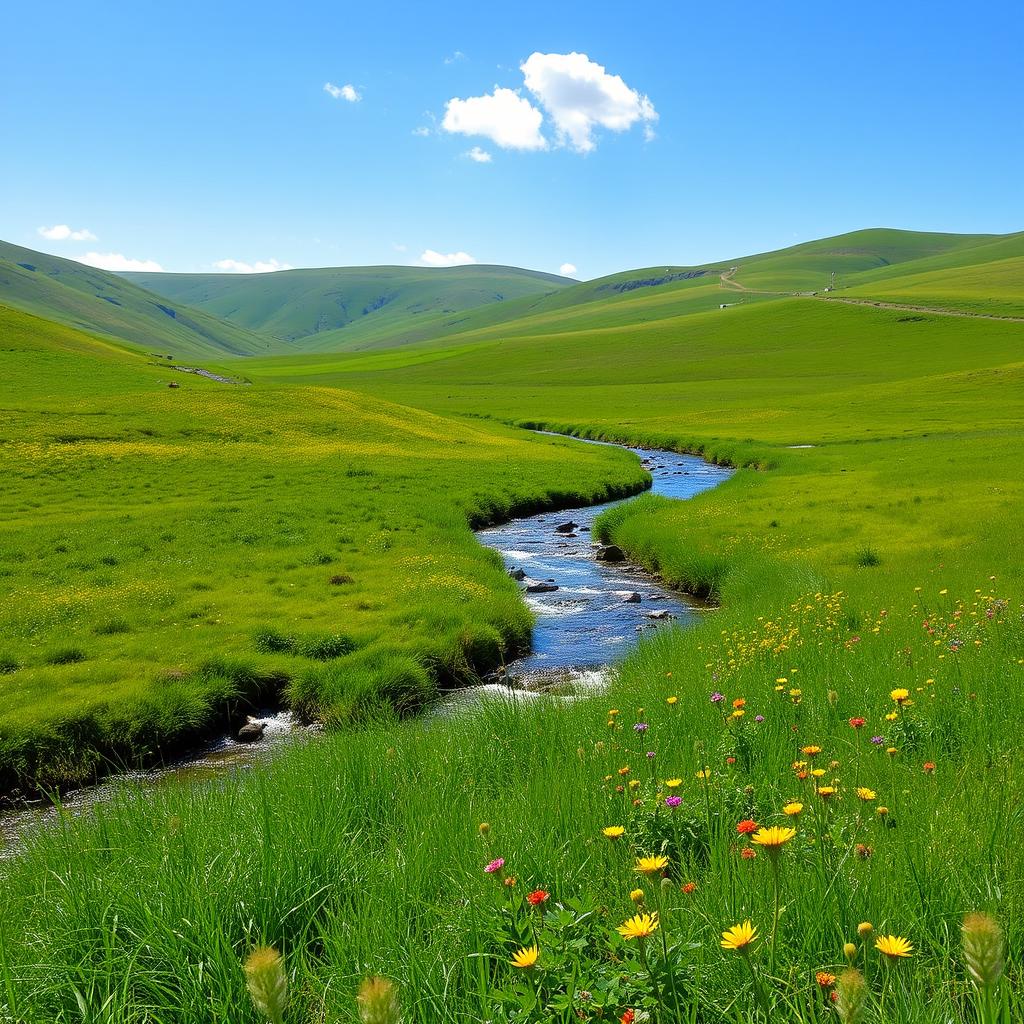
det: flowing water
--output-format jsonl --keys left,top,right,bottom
{"left": 1, "top": 437, "right": 730, "bottom": 845}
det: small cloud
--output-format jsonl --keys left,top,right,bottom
{"left": 441, "top": 86, "right": 546, "bottom": 150}
{"left": 521, "top": 51, "right": 658, "bottom": 153}
{"left": 213, "top": 258, "right": 293, "bottom": 274}
{"left": 324, "top": 81, "right": 361, "bottom": 102}
{"left": 419, "top": 249, "right": 477, "bottom": 267}
{"left": 465, "top": 146, "right": 492, "bottom": 163}
{"left": 392, "top": 243, "right": 408, "bottom": 252}
{"left": 559, "top": 262, "right": 578, "bottom": 276}
{"left": 412, "top": 125, "right": 432, "bottom": 137}
{"left": 38, "top": 224, "right": 97, "bottom": 242}
{"left": 78, "top": 251, "right": 163, "bottom": 272}
{"left": 443, "top": 50, "right": 466, "bottom": 65}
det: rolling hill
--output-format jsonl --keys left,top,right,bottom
{"left": 121, "top": 263, "right": 574, "bottom": 351}
{"left": 0, "top": 241, "right": 285, "bottom": 360}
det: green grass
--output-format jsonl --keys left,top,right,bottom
{"left": 0, "top": 242, "right": 284, "bottom": 358}
{"left": 1, "top": 226, "right": 1022, "bottom": 1023}
{"left": 0, "top": 306, "right": 647, "bottom": 795}
{"left": 122, "top": 263, "right": 573, "bottom": 350}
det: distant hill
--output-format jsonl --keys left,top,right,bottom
{"left": 121, "top": 264, "right": 574, "bottom": 351}
{"left": 0, "top": 241, "right": 285, "bottom": 359}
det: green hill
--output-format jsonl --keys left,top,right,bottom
{"left": 0, "top": 241, "right": 285, "bottom": 359}
{"left": 121, "top": 263, "right": 573, "bottom": 351}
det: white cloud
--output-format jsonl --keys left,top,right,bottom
{"left": 441, "top": 86, "right": 546, "bottom": 150}
{"left": 38, "top": 224, "right": 97, "bottom": 241}
{"left": 392, "top": 243, "right": 408, "bottom": 253}
{"left": 444, "top": 50, "right": 466, "bottom": 65}
{"left": 465, "top": 146, "right": 492, "bottom": 163}
{"left": 412, "top": 125, "right": 432, "bottom": 137}
{"left": 559, "top": 262, "right": 578, "bottom": 276}
{"left": 78, "top": 251, "right": 163, "bottom": 272}
{"left": 419, "top": 249, "right": 477, "bottom": 267}
{"left": 213, "top": 258, "right": 293, "bottom": 274}
{"left": 520, "top": 51, "right": 657, "bottom": 153}
{"left": 324, "top": 82, "right": 360, "bottom": 102}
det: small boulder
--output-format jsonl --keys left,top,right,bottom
{"left": 526, "top": 581, "right": 559, "bottom": 593}
{"left": 508, "top": 567, "right": 526, "bottom": 581}
{"left": 596, "top": 545, "right": 625, "bottom": 563}
{"left": 555, "top": 521, "right": 578, "bottom": 534}
{"left": 623, "top": 592, "right": 642, "bottom": 603}
{"left": 645, "top": 609, "right": 673, "bottom": 620}
{"left": 237, "top": 720, "right": 265, "bottom": 743}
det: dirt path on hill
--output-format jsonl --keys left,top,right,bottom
{"left": 812, "top": 296, "right": 1024, "bottom": 323}
{"left": 169, "top": 365, "right": 249, "bottom": 384}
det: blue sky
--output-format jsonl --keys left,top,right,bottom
{"left": 4, "top": 0, "right": 1022, "bottom": 279}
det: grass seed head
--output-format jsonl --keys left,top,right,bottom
{"left": 243, "top": 946, "right": 287, "bottom": 1024}
{"left": 962, "top": 912, "right": 1004, "bottom": 991}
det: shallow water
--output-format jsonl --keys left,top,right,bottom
{"left": 470, "top": 439, "right": 731, "bottom": 692}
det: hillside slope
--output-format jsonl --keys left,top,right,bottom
{"left": 0, "top": 241, "right": 284, "bottom": 359}
{"left": 122, "top": 264, "right": 573, "bottom": 350}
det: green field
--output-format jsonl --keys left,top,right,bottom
{"left": 0, "top": 228, "right": 1022, "bottom": 1022}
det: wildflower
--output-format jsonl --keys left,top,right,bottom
{"left": 356, "top": 977, "right": 401, "bottom": 1024}
{"left": 962, "top": 912, "right": 1004, "bottom": 991}
{"left": 478, "top": 822, "right": 490, "bottom": 835}
{"left": 618, "top": 766, "right": 631, "bottom": 776}
{"left": 802, "top": 745, "right": 822, "bottom": 756}
{"left": 886, "top": 747, "right": 898, "bottom": 757}
{"left": 890, "top": 688, "right": 910, "bottom": 705}
{"left": 621, "top": 1011, "right": 635, "bottom": 1024}
{"left": 504, "top": 876, "right": 517, "bottom": 887}
{"left": 849, "top": 717, "right": 866, "bottom": 729}
{"left": 618, "top": 912, "right": 659, "bottom": 940}
{"left": 922, "top": 761, "right": 936, "bottom": 774}
{"left": 755, "top": 714, "right": 765, "bottom": 722}
{"left": 835, "top": 969, "right": 868, "bottom": 1024}
{"left": 635, "top": 855, "right": 669, "bottom": 876}
{"left": 818, "top": 786, "right": 837, "bottom": 800}
{"left": 603, "top": 826, "right": 625, "bottom": 840}
{"left": 710, "top": 691, "right": 725, "bottom": 704}
{"left": 726, "top": 755, "right": 737, "bottom": 764}
{"left": 885, "top": 712, "right": 898, "bottom": 722}
{"left": 816, "top": 971, "right": 836, "bottom": 988}
{"left": 609, "top": 709, "right": 620, "bottom": 717}
{"left": 646, "top": 751, "right": 656, "bottom": 759}
{"left": 733, "top": 697, "right": 746, "bottom": 709}
{"left": 855, "top": 844, "right": 873, "bottom": 859}
{"left": 730, "top": 709, "right": 745, "bottom": 719}
{"left": 875, "top": 935, "right": 913, "bottom": 959}
{"left": 844, "top": 942, "right": 858, "bottom": 961}
{"left": 789, "top": 688, "right": 802, "bottom": 700}
{"left": 244, "top": 947, "right": 288, "bottom": 1024}
{"left": 741, "top": 847, "right": 757, "bottom": 859}
{"left": 810, "top": 768, "right": 826, "bottom": 778}
{"left": 629, "top": 888, "right": 645, "bottom": 904}
{"left": 721, "top": 920, "right": 758, "bottom": 951}
{"left": 665, "top": 795, "right": 682, "bottom": 809}
{"left": 681, "top": 882, "right": 697, "bottom": 894}
{"left": 856, "top": 787, "right": 876, "bottom": 802}
{"left": 526, "top": 890, "right": 549, "bottom": 907}
{"left": 783, "top": 802, "right": 804, "bottom": 816}
{"left": 665, "top": 778, "right": 682, "bottom": 789}
{"left": 876, "top": 806, "right": 889, "bottom": 817}
{"left": 510, "top": 945, "right": 539, "bottom": 969}
{"left": 666, "top": 696, "right": 678, "bottom": 705}
{"left": 870, "top": 736, "right": 884, "bottom": 746}
{"left": 857, "top": 922, "right": 873, "bottom": 938}
{"left": 736, "top": 819, "right": 759, "bottom": 834}
{"left": 634, "top": 722, "right": 649, "bottom": 733}
{"left": 628, "top": 779, "right": 641, "bottom": 790}
{"left": 751, "top": 826, "right": 796, "bottom": 851}
{"left": 484, "top": 858, "right": 505, "bottom": 874}
{"left": 696, "top": 768, "right": 711, "bottom": 781}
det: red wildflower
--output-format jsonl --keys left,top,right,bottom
{"left": 725, "top": 756, "right": 737, "bottom": 765}
{"left": 736, "top": 819, "right": 759, "bottom": 835}
{"left": 741, "top": 847, "right": 757, "bottom": 860}
{"left": 848, "top": 717, "right": 866, "bottom": 729}
{"left": 681, "top": 882, "right": 697, "bottom": 894}
{"left": 922, "top": 761, "right": 936, "bottom": 774}
{"left": 621, "top": 1011, "right": 635, "bottom": 1024}
{"left": 526, "top": 889, "right": 549, "bottom": 906}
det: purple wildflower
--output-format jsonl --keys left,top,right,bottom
{"left": 634, "top": 722, "right": 649, "bottom": 733}
{"left": 665, "top": 795, "right": 682, "bottom": 809}
{"left": 646, "top": 751, "right": 656, "bottom": 759}
{"left": 484, "top": 857, "right": 505, "bottom": 874}
{"left": 871, "top": 736, "right": 884, "bottom": 746}
{"left": 710, "top": 692, "right": 725, "bottom": 704}
{"left": 754, "top": 714, "right": 765, "bottom": 723}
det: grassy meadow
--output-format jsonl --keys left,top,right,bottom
{"left": 0, "top": 228, "right": 1022, "bottom": 1022}
{"left": 0, "top": 305, "right": 647, "bottom": 796}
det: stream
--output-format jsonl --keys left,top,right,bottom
{"left": 0, "top": 437, "right": 730, "bottom": 847}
